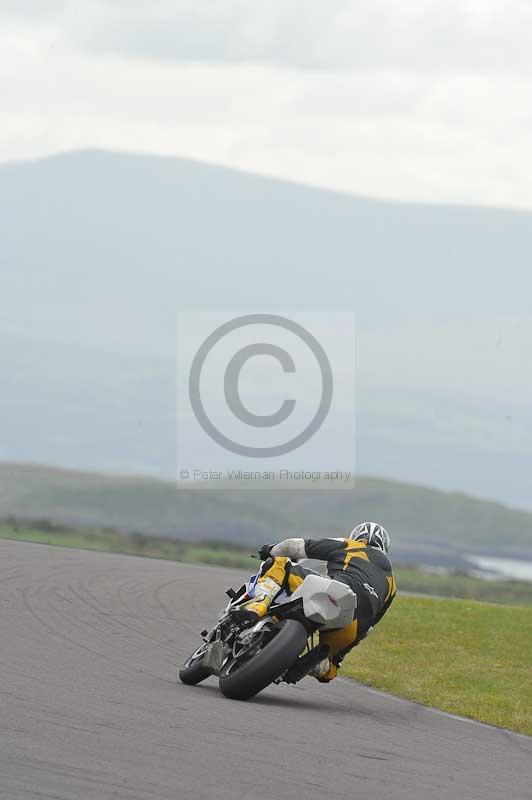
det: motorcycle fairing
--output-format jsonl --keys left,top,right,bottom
{"left": 288, "top": 574, "right": 357, "bottom": 630}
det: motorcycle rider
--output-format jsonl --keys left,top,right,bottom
{"left": 234, "top": 522, "right": 396, "bottom": 683}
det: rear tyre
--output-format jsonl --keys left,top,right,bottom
{"left": 179, "top": 647, "right": 211, "bottom": 686}
{"left": 219, "top": 619, "right": 308, "bottom": 701}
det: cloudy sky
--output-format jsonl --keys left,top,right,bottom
{"left": 2, "top": 0, "right": 532, "bottom": 209}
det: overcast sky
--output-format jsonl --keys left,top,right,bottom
{"left": 2, "top": 1, "right": 532, "bottom": 209}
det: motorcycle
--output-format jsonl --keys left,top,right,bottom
{"left": 179, "top": 562, "right": 357, "bottom": 700}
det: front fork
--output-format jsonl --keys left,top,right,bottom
{"left": 201, "top": 616, "right": 275, "bottom": 677}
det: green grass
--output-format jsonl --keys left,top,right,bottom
{"left": 343, "top": 596, "right": 532, "bottom": 736}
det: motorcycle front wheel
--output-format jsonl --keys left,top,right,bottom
{"left": 218, "top": 619, "right": 308, "bottom": 701}
{"left": 179, "top": 643, "right": 211, "bottom": 685}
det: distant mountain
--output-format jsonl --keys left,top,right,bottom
{"left": 1, "top": 151, "right": 531, "bottom": 507}
{"left": 1, "top": 463, "right": 531, "bottom": 568}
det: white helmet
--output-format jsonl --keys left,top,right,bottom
{"left": 349, "top": 522, "right": 390, "bottom": 554}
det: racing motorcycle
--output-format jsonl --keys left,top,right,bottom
{"left": 179, "top": 563, "right": 356, "bottom": 700}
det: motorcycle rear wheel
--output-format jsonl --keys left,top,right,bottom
{"left": 219, "top": 619, "right": 308, "bottom": 701}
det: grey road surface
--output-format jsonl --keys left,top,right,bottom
{"left": 1, "top": 540, "right": 531, "bottom": 800}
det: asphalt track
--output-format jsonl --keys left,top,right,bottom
{"left": 1, "top": 540, "right": 531, "bottom": 800}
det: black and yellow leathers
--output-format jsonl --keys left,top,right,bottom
{"left": 246, "top": 537, "right": 397, "bottom": 681}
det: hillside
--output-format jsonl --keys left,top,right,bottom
{"left": 1, "top": 151, "right": 531, "bottom": 509}
{"left": 2, "top": 463, "right": 531, "bottom": 567}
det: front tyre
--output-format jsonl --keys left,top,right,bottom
{"left": 219, "top": 619, "right": 308, "bottom": 701}
{"left": 179, "top": 644, "right": 211, "bottom": 686}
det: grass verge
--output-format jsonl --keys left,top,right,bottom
{"left": 396, "top": 566, "right": 532, "bottom": 606}
{"left": 343, "top": 595, "right": 532, "bottom": 736}
{"left": 2, "top": 519, "right": 532, "bottom": 604}
{"left": 0, "top": 521, "right": 256, "bottom": 570}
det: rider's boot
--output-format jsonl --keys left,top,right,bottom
{"left": 284, "top": 643, "right": 330, "bottom": 684}
{"left": 309, "top": 619, "right": 359, "bottom": 682}
{"left": 308, "top": 658, "right": 338, "bottom": 683}
{"left": 231, "top": 577, "right": 281, "bottom": 623}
